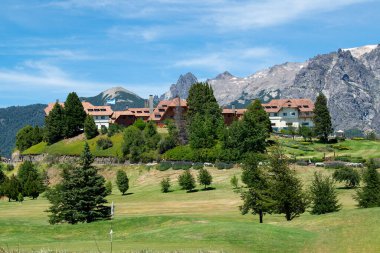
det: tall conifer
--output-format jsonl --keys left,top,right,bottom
{"left": 313, "top": 93, "right": 332, "bottom": 143}
{"left": 45, "top": 102, "right": 65, "bottom": 144}
{"left": 64, "top": 92, "right": 86, "bottom": 138}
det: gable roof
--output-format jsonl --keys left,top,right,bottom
{"left": 44, "top": 101, "right": 113, "bottom": 116}
{"left": 262, "top": 99, "right": 314, "bottom": 113}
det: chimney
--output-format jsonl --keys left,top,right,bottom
{"left": 149, "top": 95, "right": 154, "bottom": 114}
{"left": 232, "top": 104, "right": 236, "bottom": 115}
{"left": 125, "top": 105, "right": 129, "bottom": 110}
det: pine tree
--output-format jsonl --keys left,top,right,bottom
{"left": 122, "top": 126, "right": 145, "bottom": 162}
{"left": 355, "top": 159, "right": 380, "bottom": 208}
{"left": 84, "top": 115, "right": 98, "bottom": 139}
{"left": 3, "top": 175, "right": 21, "bottom": 202}
{"left": 46, "top": 143, "right": 110, "bottom": 224}
{"left": 18, "top": 161, "right": 43, "bottom": 198}
{"left": 222, "top": 99, "right": 271, "bottom": 155}
{"left": 116, "top": 170, "right": 129, "bottom": 195}
{"left": 240, "top": 153, "right": 274, "bottom": 223}
{"left": 313, "top": 93, "right": 332, "bottom": 143}
{"left": 144, "top": 121, "right": 161, "bottom": 149}
{"left": 197, "top": 168, "right": 212, "bottom": 189}
{"left": 105, "top": 181, "right": 113, "bottom": 195}
{"left": 178, "top": 170, "right": 196, "bottom": 192}
{"left": 64, "top": 92, "right": 87, "bottom": 138}
{"left": 310, "top": 172, "right": 340, "bottom": 214}
{"left": 45, "top": 102, "right": 65, "bottom": 144}
{"left": 269, "top": 146, "right": 308, "bottom": 221}
{"left": 160, "top": 177, "right": 171, "bottom": 193}
{"left": 187, "top": 83, "right": 223, "bottom": 148}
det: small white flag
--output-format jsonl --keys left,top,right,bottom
{"left": 111, "top": 201, "right": 115, "bottom": 217}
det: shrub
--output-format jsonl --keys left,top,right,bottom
{"left": 335, "top": 156, "right": 366, "bottom": 164}
{"left": 96, "top": 137, "right": 113, "bottom": 150}
{"left": 296, "top": 160, "right": 308, "bottom": 166}
{"left": 160, "top": 177, "right": 171, "bottom": 193}
{"left": 140, "top": 150, "right": 159, "bottom": 163}
{"left": 230, "top": 175, "right": 239, "bottom": 189}
{"left": 324, "top": 161, "right": 346, "bottom": 169}
{"left": 333, "top": 167, "right": 360, "bottom": 188}
{"left": 332, "top": 144, "right": 350, "bottom": 150}
{"left": 105, "top": 181, "right": 112, "bottom": 195}
{"left": 158, "top": 136, "right": 176, "bottom": 154}
{"left": 162, "top": 146, "right": 194, "bottom": 161}
{"left": 178, "top": 170, "right": 196, "bottom": 192}
{"left": 6, "top": 164, "right": 14, "bottom": 172}
{"left": 215, "top": 162, "right": 234, "bottom": 170}
{"left": 107, "top": 124, "right": 124, "bottom": 137}
{"left": 100, "top": 126, "right": 108, "bottom": 135}
{"left": 116, "top": 170, "right": 129, "bottom": 195}
{"left": 352, "top": 137, "right": 365, "bottom": 141}
{"left": 157, "top": 161, "right": 172, "bottom": 171}
{"left": 310, "top": 157, "right": 324, "bottom": 163}
{"left": 172, "top": 161, "right": 192, "bottom": 170}
{"left": 192, "top": 162, "right": 204, "bottom": 170}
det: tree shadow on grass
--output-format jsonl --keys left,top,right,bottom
{"left": 122, "top": 192, "right": 134, "bottom": 196}
{"left": 201, "top": 187, "right": 216, "bottom": 191}
{"left": 186, "top": 189, "right": 199, "bottom": 193}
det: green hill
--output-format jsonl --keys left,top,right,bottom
{"left": 0, "top": 104, "right": 46, "bottom": 158}
{"left": 0, "top": 165, "right": 379, "bottom": 252}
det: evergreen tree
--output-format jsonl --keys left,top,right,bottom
{"left": 160, "top": 177, "right": 171, "bottom": 193}
{"left": 122, "top": 126, "right": 145, "bottom": 161}
{"left": 18, "top": 192, "right": 24, "bottom": 202}
{"left": 197, "top": 168, "right": 212, "bottom": 189}
{"left": 310, "top": 172, "right": 340, "bottom": 214}
{"left": 355, "top": 159, "right": 380, "bottom": 208}
{"left": 3, "top": 175, "right": 21, "bottom": 201}
{"left": 187, "top": 83, "right": 223, "bottom": 148}
{"left": 63, "top": 92, "right": 87, "bottom": 138}
{"left": 133, "top": 118, "right": 146, "bottom": 130}
{"left": 240, "top": 153, "right": 274, "bottom": 223}
{"left": 46, "top": 143, "right": 110, "bottom": 224}
{"left": 116, "top": 170, "right": 129, "bottom": 195}
{"left": 269, "top": 146, "right": 308, "bottom": 221}
{"left": 178, "top": 170, "right": 196, "bottom": 192}
{"left": 144, "top": 121, "right": 161, "bottom": 149}
{"left": 84, "top": 115, "right": 98, "bottom": 139}
{"left": 45, "top": 102, "right": 65, "bottom": 144}
{"left": 333, "top": 167, "right": 360, "bottom": 188}
{"left": 17, "top": 161, "right": 44, "bottom": 198}
{"left": 313, "top": 93, "right": 333, "bottom": 143}
{"left": 16, "top": 125, "right": 43, "bottom": 151}
{"left": 0, "top": 170, "right": 8, "bottom": 197}
{"left": 222, "top": 100, "right": 271, "bottom": 156}
{"left": 105, "top": 181, "right": 112, "bottom": 195}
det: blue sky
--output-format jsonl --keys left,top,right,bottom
{"left": 0, "top": 0, "right": 379, "bottom": 107}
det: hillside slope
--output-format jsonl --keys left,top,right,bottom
{"left": 0, "top": 104, "right": 46, "bottom": 157}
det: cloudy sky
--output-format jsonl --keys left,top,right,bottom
{"left": 0, "top": 0, "right": 379, "bottom": 107}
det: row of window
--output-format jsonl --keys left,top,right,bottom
{"left": 271, "top": 122, "right": 310, "bottom": 127}
{"left": 270, "top": 112, "right": 311, "bottom": 117}
{"left": 94, "top": 116, "right": 107, "bottom": 120}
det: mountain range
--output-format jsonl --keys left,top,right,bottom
{"left": 1, "top": 44, "right": 380, "bottom": 157}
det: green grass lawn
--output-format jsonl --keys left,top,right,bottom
{"left": 277, "top": 137, "right": 380, "bottom": 161}
{"left": 23, "top": 133, "right": 124, "bottom": 157}
{"left": 1, "top": 165, "right": 379, "bottom": 252}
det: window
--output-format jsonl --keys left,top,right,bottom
{"left": 274, "top": 113, "right": 278, "bottom": 116}
{"left": 291, "top": 112, "right": 296, "bottom": 116}
{"left": 283, "top": 113, "right": 287, "bottom": 116}
{"left": 302, "top": 122, "right": 309, "bottom": 126}
{"left": 159, "top": 109, "right": 165, "bottom": 112}
{"left": 101, "top": 116, "right": 105, "bottom": 120}
{"left": 155, "top": 114, "right": 161, "bottom": 118}
{"left": 286, "top": 122, "right": 293, "bottom": 126}
{"left": 271, "top": 123, "right": 276, "bottom": 126}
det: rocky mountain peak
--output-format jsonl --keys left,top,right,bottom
{"left": 215, "top": 71, "right": 234, "bottom": 80}
{"left": 160, "top": 72, "right": 198, "bottom": 100}
{"left": 101, "top": 86, "right": 138, "bottom": 99}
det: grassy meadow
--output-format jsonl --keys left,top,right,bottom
{"left": 1, "top": 165, "right": 379, "bottom": 252}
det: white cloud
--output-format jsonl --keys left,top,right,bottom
{"left": 48, "top": 0, "right": 371, "bottom": 31}
{"left": 173, "top": 46, "right": 291, "bottom": 74}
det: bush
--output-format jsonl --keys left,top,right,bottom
{"left": 160, "top": 177, "right": 171, "bottom": 193}
{"left": 158, "top": 136, "right": 177, "bottom": 154}
{"left": 6, "top": 164, "right": 14, "bottom": 172}
{"left": 105, "top": 181, "right": 112, "bottom": 195}
{"left": 140, "top": 150, "right": 159, "bottom": 163}
{"left": 162, "top": 146, "right": 194, "bottom": 161}
{"left": 192, "top": 162, "right": 204, "bottom": 170}
{"left": 324, "top": 161, "right": 346, "bottom": 169}
{"left": 96, "top": 137, "right": 113, "bottom": 150}
{"left": 215, "top": 162, "right": 234, "bottom": 170}
{"left": 333, "top": 167, "right": 360, "bottom": 188}
{"left": 107, "top": 124, "right": 124, "bottom": 137}
{"left": 100, "top": 126, "right": 108, "bottom": 135}
{"left": 230, "top": 175, "right": 239, "bottom": 189}
{"left": 172, "top": 161, "right": 192, "bottom": 170}
{"left": 178, "top": 170, "right": 196, "bottom": 192}
{"left": 335, "top": 156, "right": 366, "bottom": 164}
{"left": 332, "top": 144, "right": 350, "bottom": 150}
{"left": 296, "top": 160, "right": 308, "bottom": 166}
{"left": 352, "top": 137, "right": 365, "bottom": 141}
{"left": 157, "top": 161, "right": 172, "bottom": 171}
{"left": 310, "top": 157, "right": 324, "bottom": 163}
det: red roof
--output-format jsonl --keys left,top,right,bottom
{"left": 44, "top": 101, "right": 113, "bottom": 116}
{"left": 262, "top": 99, "right": 314, "bottom": 113}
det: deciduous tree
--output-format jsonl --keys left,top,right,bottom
{"left": 116, "top": 170, "right": 129, "bottom": 195}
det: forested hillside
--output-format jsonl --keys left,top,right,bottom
{"left": 0, "top": 104, "right": 46, "bottom": 157}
